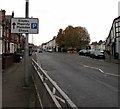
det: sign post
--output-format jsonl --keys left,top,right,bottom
{"left": 24, "top": 0, "right": 29, "bottom": 86}
{"left": 11, "top": 18, "right": 39, "bottom": 34}
{"left": 11, "top": 0, "right": 39, "bottom": 86}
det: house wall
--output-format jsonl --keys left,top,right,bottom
{"left": 10, "top": 43, "right": 14, "bottom": 53}
{"left": 0, "top": 24, "right": 2, "bottom": 54}
{"left": 105, "top": 17, "right": 120, "bottom": 59}
{"left": 115, "top": 18, "right": 120, "bottom": 59}
{"left": 42, "top": 37, "right": 58, "bottom": 52}
{"left": 99, "top": 44, "right": 105, "bottom": 51}
{"left": 0, "top": 40, "right": 2, "bottom": 54}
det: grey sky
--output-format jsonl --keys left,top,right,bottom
{"left": 1, "top": 0, "right": 120, "bottom": 45}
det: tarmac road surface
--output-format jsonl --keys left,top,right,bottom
{"left": 36, "top": 52, "right": 119, "bottom": 107}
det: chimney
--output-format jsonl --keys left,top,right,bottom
{"left": 0, "top": 10, "right": 6, "bottom": 20}
{"left": 12, "top": 11, "right": 14, "bottom": 18}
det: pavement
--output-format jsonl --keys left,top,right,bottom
{"left": 2, "top": 56, "right": 36, "bottom": 108}
{"left": 104, "top": 52, "right": 120, "bottom": 64}
{"left": 0, "top": 55, "right": 2, "bottom": 109}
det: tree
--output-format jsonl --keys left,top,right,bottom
{"left": 64, "top": 26, "right": 90, "bottom": 50}
{"left": 56, "top": 25, "right": 90, "bottom": 52}
{"left": 56, "top": 29, "right": 65, "bottom": 50}
{"left": 74, "top": 26, "right": 90, "bottom": 50}
{"left": 64, "top": 25, "right": 75, "bottom": 49}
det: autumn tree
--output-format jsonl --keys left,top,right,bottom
{"left": 56, "top": 25, "right": 90, "bottom": 52}
{"left": 64, "top": 26, "right": 90, "bottom": 50}
{"left": 74, "top": 26, "right": 90, "bottom": 50}
{"left": 56, "top": 29, "right": 65, "bottom": 50}
{"left": 64, "top": 25, "right": 75, "bottom": 49}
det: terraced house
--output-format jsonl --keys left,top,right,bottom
{"left": 0, "top": 20, "right": 2, "bottom": 55}
{"left": 0, "top": 10, "right": 24, "bottom": 69}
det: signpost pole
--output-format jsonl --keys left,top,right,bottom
{"left": 24, "top": 0, "right": 29, "bottom": 86}
{"left": 11, "top": 0, "right": 38, "bottom": 86}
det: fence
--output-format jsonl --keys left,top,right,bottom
{"left": 32, "top": 58, "right": 79, "bottom": 109}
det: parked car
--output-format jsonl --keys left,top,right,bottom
{"left": 89, "top": 50, "right": 95, "bottom": 57}
{"left": 90, "top": 50, "right": 105, "bottom": 59}
{"left": 39, "top": 49, "right": 43, "bottom": 53}
{"left": 85, "top": 50, "right": 94, "bottom": 56}
{"left": 47, "top": 49, "right": 53, "bottom": 52}
{"left": 78, "top": 49, "right": 87, "bottom": 55}
{"left": 67, "top": 48, "right": 77, "bottom": 53}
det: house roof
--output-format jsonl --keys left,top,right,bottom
{"left": 106, "top": 16, "right": 120, "bottom": 41}
{"left": 91, "top": 40, "right": 105, "bottom": 45}
{"left": 91, "top": 41, "right": 98, "bottom": 45}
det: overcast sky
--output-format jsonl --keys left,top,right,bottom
{"left": 1, "top": 0, "right": 120, "bottom": 45}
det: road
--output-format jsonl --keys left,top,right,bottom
{"left": 36, "top": 52, "right": 119, "bottom": 107}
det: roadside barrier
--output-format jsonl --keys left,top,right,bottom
{"left": 32, "top": 58, "right": 79, "bottom": 109}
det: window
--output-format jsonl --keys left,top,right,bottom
{"left": 116, "top": 28, "right": 119, "bottom": 32}
{"left": 119, "top": 22, "right": 120, "bottom": 26}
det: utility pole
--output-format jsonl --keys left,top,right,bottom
{"left": 24, "top": 0, "right": 29, "bottom": 86}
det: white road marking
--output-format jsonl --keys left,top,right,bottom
{"left": 105, "top": 72, "right": 120, "bottom": 77}
{"left": 83, "top": 65, "right": 120, "bottom": 77}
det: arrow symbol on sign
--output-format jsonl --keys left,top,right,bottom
{"left": 12, "top": 22, "right": 16, "bottom": 29}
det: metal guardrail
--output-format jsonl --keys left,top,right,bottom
{"left": 32, "top": 58, "right": 79, "bottom": 109}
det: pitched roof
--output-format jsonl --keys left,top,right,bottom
{"left": 106, "top": 16, "right": 120, "bottom": 40}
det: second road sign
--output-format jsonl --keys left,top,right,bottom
{"left": 11, "top": 18, "right": 39, "bottom": 34}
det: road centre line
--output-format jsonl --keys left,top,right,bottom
{"left": 83, "top": 65, "right": 105, "bottom": 73}
{"left": 105, "top": 72, "right": 120, "bottom": 77}
{"left": 83, "top": 65, "right": 120, "bottom": 77}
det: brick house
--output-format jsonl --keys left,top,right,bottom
{"left": 0, "top": 20, "right": 2, "bottom": 54}
{"left": 0, "top": 10, "right": 24, "bottom": 69}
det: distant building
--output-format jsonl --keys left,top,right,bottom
{"left": 41, "top": 42, "right": 47, "bottom": 51}
{"left": 41, "top": 36, "right": 58, "bottom": 52}
{"left": 90, "top": 40, "right": 105, "bottom": 51}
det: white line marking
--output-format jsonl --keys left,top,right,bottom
{"left": 83, "top": 65, "right": 120, "bottom": 77}
{"left": 98, "top": 69, "right": 105, "bottom": 74}
{"left": 105, "top": 72, "right": 120, "bottom": 77}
